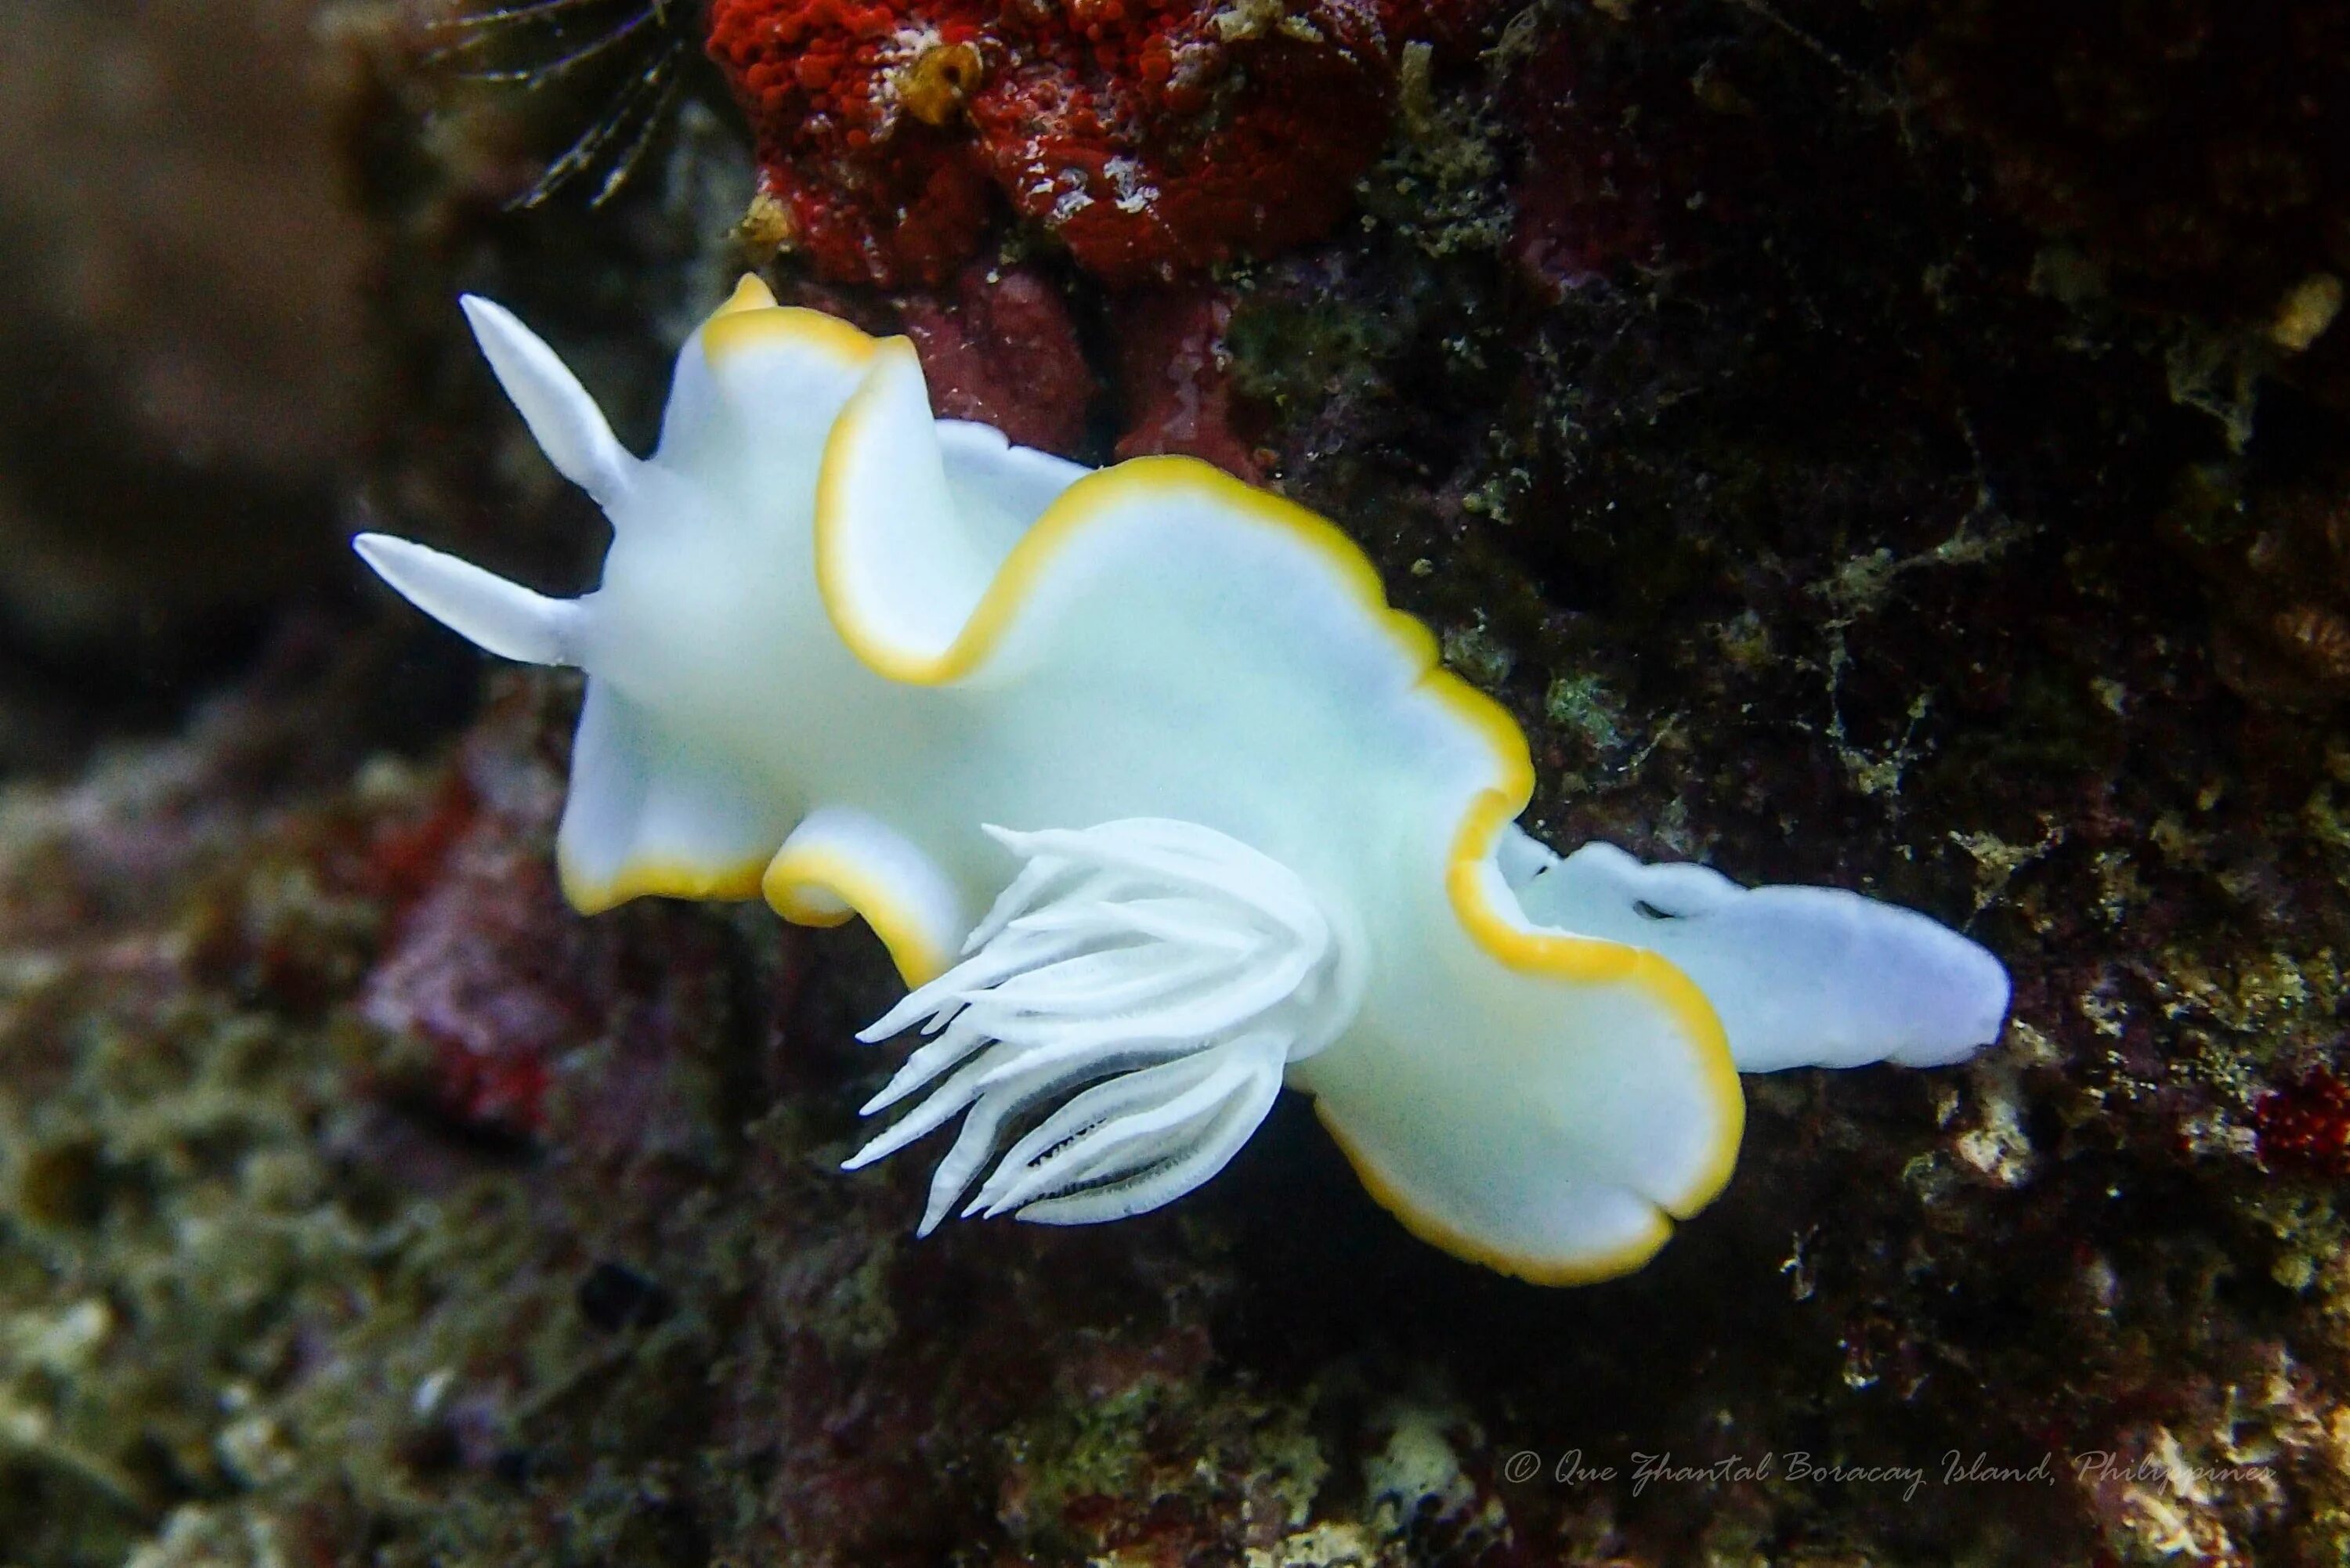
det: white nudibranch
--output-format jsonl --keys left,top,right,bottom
{"left": 356, "top": 276, "right": 2012, "bottom": 1284}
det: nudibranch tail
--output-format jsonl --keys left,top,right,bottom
{"left": 846, "top": 820, "right": 1365, "bottom": 1233}
{"left": 1512, "top": 836, "right": 2011, "bottom": 1073}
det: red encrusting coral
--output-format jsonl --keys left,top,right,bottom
{"left": 707, "top": 0, "right": 1483, "bottom": 287}
{"left": 356, "top": 779, "right": 577, "bottom": 1135}
{"left": 2253, "top": 1068, "right": 2350, "bottom": 1180}
{"left": 1110, "top": 284, "right": 1264, "bottom": 479}
{"left": 1502, "top": 32, "right": 1667, "bottom": 299}
{"left": 707, "top": 0, "right": 998, "bottom": 286}
{"left": 896, "top": 261, "right": 1097, "bottom": 453}
{"left": 350, "top": 690, "right": 737, "bottom": 1140}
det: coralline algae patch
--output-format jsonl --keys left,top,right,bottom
{"left": 895, "top": 262, "right": 1097, "bottom": 452}
{"left": 706, "top": 0, "right": 1472, "bottom": 286}
{"left": 2254, "top": 1069, "right": 2350, "bottom": 1181}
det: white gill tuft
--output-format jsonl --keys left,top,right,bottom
{"left": 845, "top": 818, "right": 1364, "bottom": 1232}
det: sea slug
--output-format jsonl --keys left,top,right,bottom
{"left": 355, "top": 277, "right": 2010, "bottom": 1282}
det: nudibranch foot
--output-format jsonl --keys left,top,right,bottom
{"left": 846, "top": 819, "right": 1365, "bottom": 1232}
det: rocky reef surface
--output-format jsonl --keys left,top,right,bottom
{"left": 2, "top": 0, "right": 2348, "bottom": 1563}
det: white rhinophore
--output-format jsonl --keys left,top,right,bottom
{"left": 350, "top": 534, "right": 582, "bottom": 667}
{"left": 458, "top": 295, "right": 638, "bottom": 507}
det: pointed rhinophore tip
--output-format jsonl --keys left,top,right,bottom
{"left": 353, "top": 533, "right": 579, "bottom": 667}
{"left": 458, "top": 294, "right": 637, "bottom": 508}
